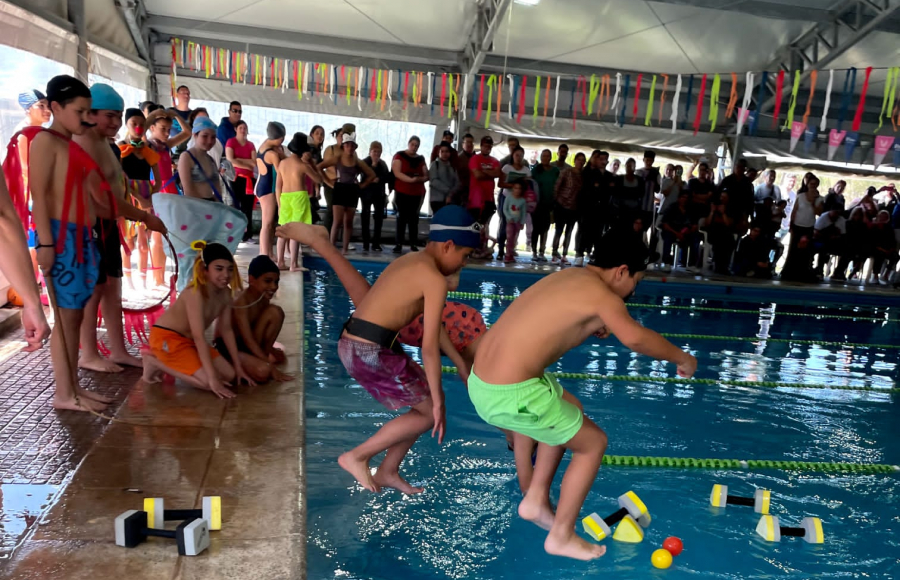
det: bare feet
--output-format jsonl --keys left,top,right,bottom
{"left": 52, "top": 394, "right": 108, "bottom": 413}
{"left": 518, "top": 495, "right": 556, "bottom": 531}
{"left": 338, "top": 452, "right": 380, "bottom": 493}
{"left": 289, "top": 264, "right": 308, "bottom": 272}
{"left": 544, "top": 532, "right": 606, "bottom": 561}
{"left": 276, "top": 261, "right": 289, "bottom": 271}
{"left": 373, "top": 469, "right": 424, "bottom": 495}
{"left": 141, "top": 353, "right": 164, "bottom": 384}
{"left": 268, "top": 348, "right": 286, "bottom": 364}
{"left": 76, "top": 388, "right": 114, "bottom": 404}
{"left": 109, "top": 352, "right": 143, "bottom": 368}
{"left": 78, "top": 356, "right": 124, "bottom": 373}
{"left": 276, "top": 223, "right": 329, "bottom": 247}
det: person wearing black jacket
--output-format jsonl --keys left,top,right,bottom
{"left": 361, "top": 141, "right": 392, "bottom": 251}
{"left": 574, "top": 150, "right": 617, "bottom": 266}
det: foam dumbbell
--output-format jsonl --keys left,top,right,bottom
{"left": 755, "top": 515, "right": 824, "bottom": 544}
{"left": 115, "top": 510, "right": 210, "bottom": 556}
{"left": 710, "top": 484, "right": 771, "bottom": 514}
{"left": 582, "top": 491, "right": 651, "bottom": 543}
{"left": 144, "top": 496, "right": 222, "bottom": 531}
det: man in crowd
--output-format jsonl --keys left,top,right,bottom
{"left": 718, "top": 158, "right": 754, "bottom": 230}
{"left": 456, "top": 133, "right": 476, "bottom": 207}
{"left": 430, "top": 130, "right": 459, "bottom": 167}
{"left": 575, "top": 150, "right": 616, "bottom": 267}
{"left": 169, "top": 85, "right": 193, "bottom": 158}
{"left": 553, "top": 143, "right": 572, "bottom": 170}
{"left": 499, "top": 136, "right": 520, "bottom": 167}
{"left": 634, "top": 150, "right": 661, "bottom": 232}
{"left": 217, "top": 100, "right": 242, "bottom": 147}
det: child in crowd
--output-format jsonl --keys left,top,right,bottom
{"left": 276, "top": 132, "right": 325, "bottom": 271}
{"left": 119, "top": 108, "right": 164, "bottom": 288}
{"left": 145, "top": 108, "right": 192, "bottom": 194}
{"left": 214, "top": 255, "right": 292, "bottom": 383}
{"left": 468, "top": 230, "right": 696, "bottom": 561}
{"left": 143, "top": 242, "right": 256, "bottom": 398}
{"left": 74, "top": 83, "right": 167, "bottom": 373}
{"left": 277, "top": 206, "right": 480, "bottom": 494}
{"left": 29, "top": 75, "right": 115, "bottom": 412}
{"left": 503, "top": 182, "right": 528, "bottom": 263}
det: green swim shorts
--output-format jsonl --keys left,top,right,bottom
{"left": 278, "top": 191, "right": 312, "bottom": 226}
{"left": 467, "top": 369, "right": 584, "bottom": 447}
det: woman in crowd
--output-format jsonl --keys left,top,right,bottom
{"left": 361, "top": 140, "right": 391, "bottom": 252}
{"left": 703, "top": 191, "right": 737, "bottom": 275}
{"left": 391, "top": 136, "right": 429, "bottom": 253}
{"left": 317, "top": 131, "right": 376, "bottom": 255}
{"left": 781, "top": 175, "right": 822, "bottom": 281}
{"left": 256, "top": 122, "right": 287, "bottom": 262}
{"left": 497, "top": 146, "right": 531, "bottom": 259}
{"left": 307, "top": 125, "right": 325, "bottom": 224}
{"left": 551, "top": 151, "right": 585, "bottom": 264}
{"left": 611, "top": 158, "right": 646, "bottom": 229}
{"left": 225, "top": 120, "right": 257, "bottom": 241}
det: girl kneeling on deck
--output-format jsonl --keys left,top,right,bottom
{"left": 142, "top": 241, "right": 256, "bottom": 398}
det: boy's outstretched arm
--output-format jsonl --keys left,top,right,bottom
{"left": 421, "top": 270, "right": 449, "bottom": 444}
{"left": 601, "top": 294, "right": 697, "bottom": 377}
{"left": 185, "top": 289, "right": 234, "bottom": 398}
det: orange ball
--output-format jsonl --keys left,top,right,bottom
{"left": 7, "top": 287, "right": 24, "bottom": 307}
{"left": 663, "top": 536, "right": 683, "bottom": 557}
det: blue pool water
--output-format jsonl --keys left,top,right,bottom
{"left": 304, "top": 264, "right": 900, "bottom": 580}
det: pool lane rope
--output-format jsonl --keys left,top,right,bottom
{"left": 447, "top": 292, "right": 898, "bottom": 323}
{"left": 660, "top": 333, "right": 900, "bottom": 350}
{"left": 441, "top": 366, "right": 900, "bottom": 394}
{"left": 599, "top": 455, "right": 899, "bottom": 474}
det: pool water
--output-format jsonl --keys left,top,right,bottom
{"left": 304, "top": 264, "right": 900, "bottom": 580}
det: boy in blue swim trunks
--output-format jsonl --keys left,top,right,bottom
{"left": 30, "top": 75, "right": 113, "bottom": 413}
{"left": 277, "top": 205, "right": 479, "bottom": 495}
{"left": 468, "top": 230, "right": 697, "bottom": 561}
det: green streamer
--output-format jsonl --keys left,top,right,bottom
{"left": 376, "top": 70, "right": 383, "bottom": 103}
{"left": 533, "top": 76, "right": 541, "bottom": 126}
{"left": 441, "top": 365, "right": 900, "bottom": 394}
{"left": 485, "top": 75, "right": 496, "bottom": 129}
{"left": 888, "top": 67, "right": 900, "bottom": 129}
{"left": 445, "top": 291, "right": 898, "bottom": 323}
{"left": 876, "top": 67, "right": 897, "bottom": 133}
{"left": 644, "top": 75, "right": 657, "bottom": 126}
{"left": 708, "top": 73, "right": 721, "bottom": 131}
{"left": 588, "top": 74, "right": 601, "bottom": 116}
{"left": 782, "top": 70, "right": 801, "bottom": 130}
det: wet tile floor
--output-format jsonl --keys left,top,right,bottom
{"left": 0, "top": 245, "right": 306, "bottom": 579}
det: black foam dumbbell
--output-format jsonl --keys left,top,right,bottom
{"left": 115, "top": 510, "right": 210, "bottom": 556}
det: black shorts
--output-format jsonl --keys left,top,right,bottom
{"left": 213, "top": 336, "right": 249, "bottom": 361}
{"left": 332, "top": 182, "right": 360, "bottom": 208}
{"left": 93, "top": 217, "right": 122, "bottom": 285}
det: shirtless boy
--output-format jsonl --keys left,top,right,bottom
{"left": 277, "top": 205, "right": 481, "bottom": 494}
{"left": 74, "top": 83, "right": 167, "bottom": 373}
{"left": 143, "top": 242, "right": 255, "bottom": 398}
{"left": 29, "top": 76, "right": 117, "bottom": 412}
{"left": 276, "top": 132, "right": 325, "bottom": 271}
{"left": 214, "top": 255, "right": 292, "bottom": 383}
{"left": 468, "top": 230, "right": 697, "bottom": 561}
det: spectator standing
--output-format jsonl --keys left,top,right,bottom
{"left": 576, "top": 150, "right": 616, "bottom": 266}
{"left": 468, "top": 136, "right": 502, "bottom": 257}
{"left": 611, "top": 158, "right": 621, "bottom": 174}
{"left": 391, "top": 136, "right": 429, "bottom": 253}
{"left": 781, "top": 174, "right": 798, "bottom": 229}
{"left": 256, "top": 122, "right": 287, "bottom": 260}
{"left": 754, "top": 169, "right": 782, "bottom": 219}
{"left": 502, "top": 182, "right": 528, "bottom": 263}
{"left": 703, "top": 191, "right": 737, "bottom": 274}
{"left": 361, "top": 141, "right": 391, "bottom": 252}
{"left": 660, "top": 190, "right": 700, "bottom": 267}
{"left": 456, "top": 133, "right": 476, "bottom": 206}
{"left": 429, "top": 142, "right": 459, "bottom": 215}
{"left": 719, "top": 158, "right": 754, "bottom": 232}
{"left": 429, "top": 130, "right": 459, "bottom": 167}
{"left": 169, "top": 85, "right": 193, "bottom": 159}
{"left": 609, "top": 158, "right": 645, "bottom": 232}
{"left": 551, "top": 152, "right": 585, "bottom": 264}
{"left": 833, "top": 207, "right": 868, "bottom": 281}
{"left": 217, "top": 101, "right": 242, "bottom": 147}
{"left": 869, "top": 210, "right": 897, "bottom": 284}
{"left": 822, "top": 180, "right": 846, "bottom": 214}
{"left": 688, "top": 161, "right": 716, "bottom": 222}
{"left": 322, "top": 124, "right": 352, "bottom": 233}
{"left": 497, "top": 147, "right": 531, "bottom": 259}
{"left": 658, "top": 164, "right": 687, "bottom": 219}
{"left": 530, "top": 149, "right": 559, "bottom": 262}
{"left": 307, "top": 125, "right": 325, "bottom": 224}
{"left": 225, "top": 120, "right": 257, "bottom": 242}
{"left": 318, "top": 131, "right": 376, "bottom": 255}
{"left": 781, "top": 175, "right": 823, "bottom": 281}
{"left": 553, "top": 143, "right": 572, "bottom": 170}
{"left": 634, "top": 150, "right": 661, "bottom": 230}
{"left": 499, "top": 136, "right": 520, "bottom": 167}
{"left": 813, "top": 207, "right": 846, "bottom": 279}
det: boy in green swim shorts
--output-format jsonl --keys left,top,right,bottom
{"left": 468, "top": 229, "right": 697, "bottom": 562}
{"left": 276, "top": 132, "right": 324, "bottom": 271}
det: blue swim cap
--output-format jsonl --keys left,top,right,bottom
{"left": 192, "top": 116, "right": 217, "bottom": 134}
{"left": 429, "top": 205, "right": 481, "bottom": 249}
{"left": 18, "top": 90, "right": 45, "bottom": 111}
{"left": 89, "top": 83, "right": 124, "bottom": 112}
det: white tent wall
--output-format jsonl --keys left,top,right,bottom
{"left": 0, "top": 2, "right": 78, "bottom": 67}
{"left": 85, "top": 0, "right": 140, "bottom": 58}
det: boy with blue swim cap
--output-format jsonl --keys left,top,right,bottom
{"left": 277, "top": 205, "right": 480, "bottom": 495}
{"left": 468, "top": 229, "right": 697, "bottom": 561}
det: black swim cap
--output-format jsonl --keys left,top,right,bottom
{"left": 248, "top": 255, "right": 280, "bottom": 279}
{"left": 589, "top": 229, "right": 657, "bottom": 274}
{"left": 46, "top": 75, "right": 91, "bottom": 104}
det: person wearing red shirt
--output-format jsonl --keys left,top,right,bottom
{"left": 467, "top": 136, "right": 502, "bottom": 257}
{"left": 391, "top": 136, "right": 429, "bottom": 253}
{"left": 225, "top": 121, "right": 257, "bottom": 241}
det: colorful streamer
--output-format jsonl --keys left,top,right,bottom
{"left": 476, "top": 74, "right": 485, "bottom": 121}
{"left": 683, "top": 74, "right": 694, "bottom": 131}
{"left": 600, "top": 75, "right": 611, "bottom": 117}
{"left": 485, "top": 75, "right": 497, "bottom": 129}
{"left": 658, "top": 74, "right": 669, "bottom": 125}
{"left": 801, "top": 70, "right": 818, "bottom": 127}
{"left": 645, "top": 75, "right": 657, "bottom": 126}
{"left": 750, "top": 71, "right": 767, "bottom": 136}
{"left": 542, "top": 75, "right": 551, "bottom": 127}
{"left": 533, "top": 76, "right": 541, "bottom": 126}
{"left": 837, "top": 67, "right": 856, "bottom": 130}
{"left": 820, "top": 69, "right": 833, "bottom": 132}
{"left": 670, "top": 74, "right": 682, "bottom": 134}
{"left": 588, "top": 74, "right": 601, "bottom": 116}
{"left": 632, "top": 73, "right": 643, "bottom": 122}
{"left": 611, "top": 73, "right": 622, "bottom": 124}
{"left": 782, "top": 70, "right": 801, "bottom": 130}
{"left": 851, "top": 66, "right": 872, "bottom": 132}
{"left": 552, "top": 76, "right": 561, "bottom": 126}
{"left": 725, "top": 72, "right": 738, "bottom": 118}
{"left": 619, "top": 74, "right": 631, "bottom": 127}
{"left": 692, "top": 73, "right": 708, "bottom": 135}
{"left": 707, "top": 73, "right": 720, "bottom": 132}
{"left": 736, "top": 71, "right": 755, "bottom": 135}
{"left": 772, "top": 70, "right": 785, "bottom": 128}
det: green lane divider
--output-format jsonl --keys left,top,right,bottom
{"left": 601, "top": 455, "right": 899, "bottom": 474}
{"left": 441, "top": 366, "right": 900, "bottom": 394}
{"left": 447, "top": 291, "right": 896, "bottom": 323}
{"left": 660, "top": 333, "right": 900, "bottom": 350}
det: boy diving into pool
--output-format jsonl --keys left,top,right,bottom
{"left": 468, "top": 230, "right": 697, "bottom": 561}
{"left": 277, "top": 206, "right": 480, "bottom": 495}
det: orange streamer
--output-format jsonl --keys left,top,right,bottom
{"left": 657, "top": 74, "right": 669, "bottom": 125}
{"left": 801, "top": 70, "right": 818, "bottom": 127}
{"left": 725, "top": 72, "right": 739, "bottom": 119}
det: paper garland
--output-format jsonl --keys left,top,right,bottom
{"left": 693, "top": 73, "right": 708, "bottom": 135}
{"left": 782, "top": 70, "right": 801, "bottom": 130}
{"left": 610, "top": 73, "right": 622, "bottom": 125}
{"left": 820, "top": 69, "right": 833, "bottom": 132}
{"left": 736, "top": 71, "right": 755, "bottom": 135}
{"left": 837, "top": 67, "right": 856, "bottom": 130}
{"left": 725, "top": 72, "right": 738, "bottom": 119}
{"left": 772, "top": 70, "right": 785, "bottom": 128}
{"left": 801, "top": 70, "right": 818, "bottom": 127}
{"left": 658, "top": 74, "right": 669, "bottom": 126}
{"left": 645, "top": 75, "right": 657, "bottom": 127}
{"left": 632, "top": 73, "right": 643, "bottom": 122}
{"left": 708, "top": 73, "right": 720, "bottom": 132}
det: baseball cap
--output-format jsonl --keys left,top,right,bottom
{"left": 429, "top": 205, "right": 481, "bottom": 249}
{"left": 248, "top": 255, "right": 280, "bottom": 279}
{"left": 443, "top": 129, "right": 454, "bottom": 138}
{"left": 45, "top": 75, "right": 90, "bottom": 104}
{"left": 589, "top": 229, "right": 657, "bottom": 273}
{"left": 90, "top": 83, "right": 124, "bottom": 112}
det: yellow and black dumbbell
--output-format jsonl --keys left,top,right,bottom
{"left": 755, "top": 515, "right": 824, "bottom": 544}
{"left": 144, "top": 496, "right": 222, "bottom": 531}
{"left": 581, "top": 491, "right": 652, "bottom": 543}
{"left": 710, "top": 484, "right": 771, "bottom": 514}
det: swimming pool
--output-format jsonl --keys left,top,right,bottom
{"left": 304, "top": 262, "right": 900, "bottom": 580}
